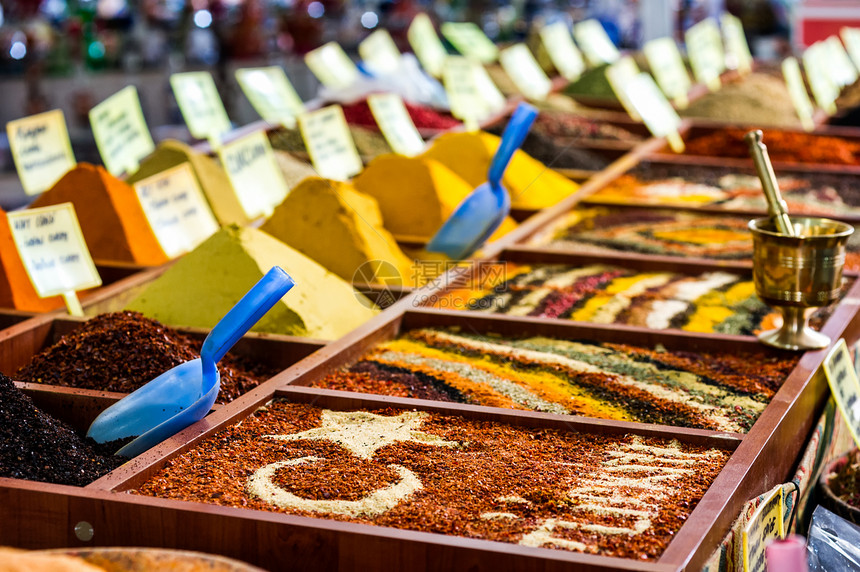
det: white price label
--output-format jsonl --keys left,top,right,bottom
{"left": 443, "top": 56, "right": 490, "bottom": 129}
{"left": 841, "top": 27, "right": 860, "bottom": 73}
{"left": 170, "top": 71, "right": 232, "bottom": 146}
{"left": 606, "top": 56, "right": 642, "bottom": 121}
{"left": 133, "top": 163, "right": 219, "bottom": 258}
{"left": 359, "top": 29, "right": 402, "bottom": 74}
{"left": 89, "top": 86, "right": 155, "bottom": 177}
{"left": 804, "top": 42, "right": 839, "bottom": 114}
{"left": 573, "top": 19, "right": 620, "bottom": 66}
{"left": 499, "top": 43, "right": 552, "bottom": 101}
{"left": 742, "top": 487, "right": 785, "bottom": 572}
{"left": 782, "top": 57, "right": 815, "bottom": 132}
{"left": 235, "top": 66, "right": 305, "bottom": 128}
{"left": 367, "top": 93, "right": 425, "bottom": 157}
{"left": 441, "top": 22, "right": 499, "bottom": 63}
{"left": 623, "top": 72, "right": 684, "bottom": 152}
{"left": 298, "top": 105, "right": 363, "bottom": 181}
{"left": 644, "top": 37, "right": 692, "bottom": 108}
{"left": 7, "top": 109, "right": 76, "bottom": 196}
{"left": 721, "top": 13, "right": 753, "bottom": 74}
{"left": 686, "top": 18, "right": 725, "bottom": 91}
{"left": 7, "top": 203, "right": 101, "bottom": 315}
{"left": 825, "top": 35, "right": 858, "bottom": 88}
{"left": 539, "top": 22, "right": 585, "bottom": 81}
{"left": 218, "top": 130, "right": 290, "bottom": 219}
{"left": 408, "top": 13, "right": 448, "bottom": 77}
{"left": 304, "top": 42, "right": 360, "bottom": 89}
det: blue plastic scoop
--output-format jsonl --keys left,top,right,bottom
{"left": 87, "top": 266, "right": 295, "bottom": 457}
{"left": 426, "top": 102, "right": 538, "bottom": 259}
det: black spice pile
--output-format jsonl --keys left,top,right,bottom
{"left": 15, "top": 312, "right": 277, "bottom": 403}
{"left": 0, "top": 372, "right": 124, "bottom": 485}
{"left": 484, "top": 122, "right": 609, "bottom": 171}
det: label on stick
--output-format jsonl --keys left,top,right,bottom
{"left": 574, "top": 19, "right": 620, "bottom": 66}
{"left": 170, "top": 71, "right": 232, "bottom": 146}
{"left": 825, "top": 35, "right": 858, "bottom": 88}
{"left": 368, "top": 93, "right": 425, "bottom": 157}
{"left": 298, "top": 105, "right": 363, "bottom": 181}
{"left": 499, "top": 43, "right": 552, "bottom": 101}
{"left": 742, "top": 487, "right": 785, "bottom": 572}
{"left": 89, "top": 86, "right": 155, "bottom": 177}
{"left": 782, "top": 57, "right": 816, "bottom": 132}
{"left": 441, "top": 22, "right": 499, "bottom": 63}
{"left": 644, "top": 37, "right": 692, "bottom": 108}
{"left": 132, "top": 163, "right": 219, "bottom": 258}
{"left": 408, "top": 13, "right": 448, "bottom": 77}
{"left": 685, "top": 18, "right": 725, "bottom": 91}
{"left": 842, "top": 27, "right": 860, "bottom": 73}
{"left": 606, "top": 56, "right": 643, "bottom": 121}
{"left": 235, "top": 66, "right": 305, "bottom": 128}
{"left": 7, "top": 203, "right": 102, "bottom": 299}
{"left": 305, "top": 42, "right": 360, "bottom": 89}
{"left": 359, "top": 29, "right": 402, "bottom": 74}
{"left": 218, "top": 130, "right": 290, "bottom": 219}
{"left": 721, "top": 13, "right": 753, "bottom": 74}
{"left": 7, "top": 109, "right": 76, "bottom": 196}
{"left": 804, "top": 42, "right": 839, "bottom": 114}
{"left": 623, "top": 72, "right": 685, "bottom": 153}
{"left": 443, "top": 56, "right": 490, "bottom": 129}
{"left": 539, "top": 22, "right": 585, "bottom": 81}
{"left": 824, "top": 339, "right": 860, "bottom": 449}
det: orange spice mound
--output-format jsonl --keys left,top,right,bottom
{"left": 0, "top": 207, "right": 64, "bottom": 311}
{"left": 30, "top": 163, "right": 169, "bottom": 265}
{"left": 684, "top": 128, "right": 860, "bottom": 165}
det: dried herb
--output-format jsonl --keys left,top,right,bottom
{"left": 15, "top": 312, "right": 276, "bottom": 403}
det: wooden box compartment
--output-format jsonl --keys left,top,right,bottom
{"left": 0, "top": 309, "right": 37, "bottom": 332}
{"left": 0, "top": 314, "right": 326, "bottom": 399}
{"left": 647, "top": 123, "right": 860, "bottom": 173}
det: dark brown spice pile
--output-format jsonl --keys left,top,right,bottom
{"left": 15, "top": 312, "right": 276, "bottom": 403}
{"left": 0, "top": 372, "right": 124, "bottom": 485}
{"left": 484, "top": 122, "right": 609, "bottom": 171}
{"left": 134, "top": 401, "right": 729, "bottom": 560}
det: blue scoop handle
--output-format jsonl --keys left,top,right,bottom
{"left": 487, "top": 103, "right": 539, "bottom": 187}
{"left": 202, "top": 266, "right": 295, "bottom": 369}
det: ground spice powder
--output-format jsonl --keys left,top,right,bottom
{"left": 680, "top": 73, "right": 800, "bottom": 128}
{"left": 0, "top": 206, "right": 64, "bottom": 312}
{"left": 15, "top": 311, "right": 275, "bottom": 403}
{"left": 0, "top": 372, "right": 123, "bottom": 485}
{"left": 133, "top": 400, "right": 729, "bottom": 560}
{"left": 31, "top": 163, "right": 169, "bottom": 265}
{"left": 683, "top": 128, "right": 860, "bottom": 165}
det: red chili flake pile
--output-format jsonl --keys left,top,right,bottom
{"left": 827, "top": 449, "right": 860, "bottom": 509}
{"left": 684, "top": 128, "right": 860, "bottom": 165}
{"left": 133, "top": 400, "right": 730, "bottom": 560}
{"left": 14, "top": 312, "right": 277, "bottom": 403}
{"left": 340, "top": 98, "right": 461, "bottom": 130}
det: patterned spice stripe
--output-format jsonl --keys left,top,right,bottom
{"left": 429, "top": 263, "right": 841, "bottom": 336}
{"left": 311, "top": 328, "right": 798, "bottom": 432}
{"left": 133, "top": 401, "right": 730, "bottom": 561}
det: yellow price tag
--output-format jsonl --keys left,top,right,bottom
{"left": 304, "top": 42, "right": 360, "bottom": 90}
{"left": 644, "top": 37, "right": 692, "bottom": 108}
{"left": 721, "top": 13, "right": 753, "bottom": 74}
{"left": 742, "top": 486, "right": 785, "bottom": 572}
{"left": 218, "top": 130, "right": 290, "bottom": 219}
{"left": 573, "top": 19, "right": 620, "bottom": 66}
{"left": 7, "top": 202, "right": 102, "bottom": 316}
{"left": 781, "top": 57, "right": 815, "bottom": 132}
{"left": 7, "top": 109, "right": 76, "bottom": 196}
{"left": 407, "top": 13, "right": 448, "bottom": 77}
{"left": 132, "top": 163, "right": 219, "bottom": 259}
{"left": 367, "top": 93, "right": 425, "bottom": 157}
{"left": 443, "top": 56, "right": 489, "bottom": 130}
{"left": 89, "top": 86, "right": 154, "bottom": 177}
{"left": 823, "top": 339, "right": 860, "bottom": 449}
{"left": 804, "top": 42, "right": 839, "bottom": 115}
{"left": 538, "top": 22, "right": 585, "bottom": 81}
{"left": 685, "top": 18, "right": 725, "bottom": 91}
{"left": 441, "top": 22, "right": 499, "bottom": 63}
{"left": 623, "top": 73, "right": 684, "bottom": 153}
{"left": 170, "top": 71, "right": 232, "bottom": 147}
{"left": 606, "top": 56, "right": 642, "bottom": 121}
{"left": 359, "top": 29, "right": 402, "bottom": 74}
{"left": 298, "top": 105, "right": 363, "bottom": 181}
{"left": 499, "top": 43, "right": 552, "bottom": 101}
{"left": 235, "top": 66, "right": 305, "bottom": 129}
{"left": 841, "top": 27, "right": 860, "bottom": 73}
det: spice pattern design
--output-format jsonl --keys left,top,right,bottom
{"left": 134, "top": 401, "right": 730, "bottom": 560}
{"left": 428, "top": 263, "right": 826, "bottom": 336}
{"left": 311, "top": 328, "right": 796, "bottom": 432}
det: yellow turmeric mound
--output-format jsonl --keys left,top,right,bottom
{"left": 261, "top": 177, "right": 414, "bottom": 286}
{"left": 124, "top": 225, "right": 378, "bottom": 340}
{"left": 0, "top": 207, "right": 64, "bottom": 312}
{"left": 30, "top": 163, "right": 169, "bottom": 266}
{"left": 126, "top": 139, "right": 247, "bottom": 226}
{"left": 421, "top": 131, "right": 580, "bottom": 210}
{"left": 352, "top": 154, "right": 517, "bottom": 242}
